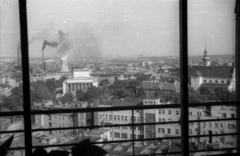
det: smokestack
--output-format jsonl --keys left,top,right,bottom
{"left": 60, "top": 57, "right": 69, "bottom": 73}
{"left": 42, "top": 40, "right": 58, "bottom": 51}
{"left": 41, "top": 40, "right": 58, "bottom": 70}
{"left": 17, "top": 42, "right": 21, "bottom": 66}
{"left": 42, "top": 49, "right": 44, "bottom": 70}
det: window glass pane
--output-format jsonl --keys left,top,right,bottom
{"left": 188, "top": 0, "right": 236, "bottom": 102}
{"left": 0, "top": 0, "right": 23, "bottom": 112}
{"left": 0, "top": 115, "right": 25, "bottom": 154}
{"left": 27, "top": 0, "right": 180, "bottom": 154}
{"left": 188, "top": 0, "right": 237, "bottom": 154}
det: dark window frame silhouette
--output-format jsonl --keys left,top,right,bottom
{"left": 0, "top": 0, "right": 240, "bottom": 156}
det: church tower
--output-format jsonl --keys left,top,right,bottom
{"left": 202, "top": 39, "right": 211, "bottom": 66}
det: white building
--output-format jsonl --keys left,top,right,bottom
{"left": 189, "top": 66, "right": 234, "bottom": 91}
{"left": 62, "top": 69, "right": 98, "bottom": 95}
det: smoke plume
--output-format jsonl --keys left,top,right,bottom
{"left": 42, "top": 30, "right": 70, "bottom": 52}
{"left": 37, "top": 23, "right": 102, "bottom": 60}
{"left": 42, "top": 40, "right": 58, "bottom": 51}
{"left": 29, "top": 22, "right": 57, "bottom": 44}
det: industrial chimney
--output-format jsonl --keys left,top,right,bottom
{"left": 17, "top": 42, "right": 21, "bottom": 67}
{"left": 60, "top": 57, "right": 69, "bottom": 73}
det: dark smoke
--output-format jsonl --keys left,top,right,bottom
{"left": 42, "top": 30, "right": 69, "bottom": 51}
{"left": 38, "top": 24, "right": 102, "bottom": 59}
{"left": 42, "top": 40, "right": 58, "bottom": 51}
{"left": 29, "top": 22, "right": 57, "bottom": 44}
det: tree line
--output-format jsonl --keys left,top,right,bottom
{"left": 0, "top": 76, "right": 236, "bottom": 111}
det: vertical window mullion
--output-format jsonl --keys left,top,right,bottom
{"left": 235, "top": 0, "right": 240, "bottom": 153}
{"left": 180, "top": 0, "right": 189, "bottom": 155}
{"left": 18, "top": 0, "right": 32, "bottom": 155}
{"left": 131, "top": 109, "right": 135, "bottom": 156}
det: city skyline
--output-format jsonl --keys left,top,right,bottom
{"left": 0, "top": 0, "right": 236, "bottom": 58}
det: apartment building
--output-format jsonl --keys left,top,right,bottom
{"left": 98, "top": 98, "right": 236, "bottom": 146}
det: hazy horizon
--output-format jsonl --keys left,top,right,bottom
{"left": 0, "top": 0, "right": 236, "bottom": 58}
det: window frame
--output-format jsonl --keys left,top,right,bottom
{"left": 0, "top": 0, "right": 239, "bottom": 155}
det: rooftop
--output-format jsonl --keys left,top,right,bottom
{"left": 189, "top": 66, "right": 233, "bottom": 78}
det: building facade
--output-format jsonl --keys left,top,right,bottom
{"left": 62, "top": 69, "right": 98, "bottom": 95}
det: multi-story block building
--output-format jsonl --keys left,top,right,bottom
{"left": 32, "top": 103, "right": 88, "bottom": 136}
{"left": 98, "top": 98, "right": 237, "bottom": 146}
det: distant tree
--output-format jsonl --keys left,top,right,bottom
{"left": 127, "top": 80, "right": 141, "bottom": 91}
{"left": 31, "top": 81, "right": 50, "bottom": 103}
{"left": 1, "top": 95, "right": 19, "bottom": 111}
{"left": 199, "top": 87, "right": 211, "bottom": 95}
{"left": 114, "top": 80, "right": 129, "bottom": 89}
{"left": 214, "top": 87, "right": 235, "bottom": 101}
{"left": 11, "top": 86, "right": 23, "bottom": 105}
{"left": 99, "top": 79, "right": 110, "bottom": 86}
{"left": 99, "top": 87, "right": 111, "bottom": 101}
{"left": 228, "top": 91, "right": 236, "bottom": 101}
{"left": 58, "top": 76, "right": 68, "bottom": 86}
{"left": 114, "top": 88, "right": 129, "bottom": 99}
{"left": 76, "top": 89, "right": 85, "bottom": 102}
{"left": 153, "top": 89, "right": 164, "bottom": 98}
{"left": 167, "top": 92, "right": 180, "bottom": 104}
{"left": 62, "top": 92, "right": 74, "bottom": 104}
{"left": 84, "top": 86, "right": 100, "bottom": 102}
{"left": 137, "top": 87, "right": 146, "bottom": 98}
{"left": 189, "top": 87, "right": 204, "bottom": 103}
{"left": 49, "top": 93, "right": 57, "bottom": 103}
{"left": 46, "top": 78, "right": 59, "bottom": 93}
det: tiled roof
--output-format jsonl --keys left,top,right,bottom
{"left": 138, "top": 81, "right": 160, "bottom": 89}
{"left": 103, "top": 141, "right": 201, "bottom": 156}
{"left": 159, "top": 83, "right": 180, "bottom": 91}
{"left": 191, "top": 71, "right": 202, "bottom": 77}
{"left": 188, "top": 66, "right": 233, "bottom": 78}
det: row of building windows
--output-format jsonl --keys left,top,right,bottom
{"left": 114, "top": 132, "right": 144, "bottom": 139}
{"left": 144, "top": 101, "right": 157, "bottom": 104}
{"left": 50, "top": 116, "right": 70, "bottom": 121}
{"left": 203, "top": 80, "right": 230, "bottom": 84}
{"left": 114, "top": 126, "right": 144, "bottom": 131}
{"left": 158, "top": 118, "right": 174, "bottom": 122}
{"left": 158, "top": 128, "right": 179, "bottom": 135}
{"left": 189, "top": 112, "right": 202, "bottom": 116}
{"left": 49, "top": 123, "right": 71, "bottom": 127}
{"left": 201, "top": 122, "right": 235, "bottom": 129}
{"left": 100, "top": 114, "right": 141, "bottom": 122}
{"left": 67, "top": 83, "right": 93, "bottom": 92}
{"left": 158, "top": 110, "right": 179, "bottom": 115}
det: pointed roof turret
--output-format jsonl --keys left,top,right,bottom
{"left": 204, "top": 38, "right": 208, "bottom": 56}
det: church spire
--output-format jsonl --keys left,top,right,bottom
{"left": 204, "top": 38, "right": 208, "bottom": 57}
{"left": 205, "top": 38, "right": 206, "bottom": 51}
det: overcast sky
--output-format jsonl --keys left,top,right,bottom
{"left": 0, "top": 0, "right": 236, "bottom": 58}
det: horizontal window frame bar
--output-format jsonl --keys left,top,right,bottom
{"left": 30, "top": 104, "right": 180, "bottom": 114}
{"left": 188, "top": 101, "right": 239, "bottom": 107}
{"left": 0, "top": 130, "right": 25, "bottom": 134}
{"left": 29, "top": 121, "right": 180, "bottom": 132}
{"left": 189, "top": 147, "right": 240, "bottom": 153}
{"left": 1, "top": 118, "right": 239, "bottom": 133}
{"left": 0, "top": 111, "right": 24, "bottom": 116}
{"left": 189, "top": 118, "right": 240, "bottom": 122}
{"left": 1, "top": 101, "right": 238, "bottom": 117}
{"left": 189, "top": 132, "right": 240, "bottom": 138}
{"left": 137, "top": 153, "right": 181, "bottom": 156}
